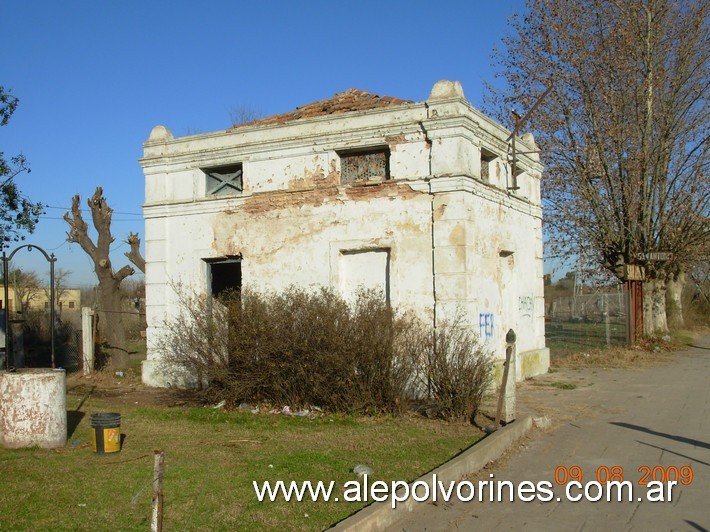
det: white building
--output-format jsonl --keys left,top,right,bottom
{"left": 140, "top": 80, "right": 549, "bottom": 387}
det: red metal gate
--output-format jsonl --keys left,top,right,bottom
{"left": 626, "top": 280, "right": 643, "bottom": 343}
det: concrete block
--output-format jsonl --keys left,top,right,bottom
{"left": 0, "top": 369, "right": 67, "bottom": 449}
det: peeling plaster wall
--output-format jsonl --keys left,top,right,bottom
{"left": 140, "top": 83, "right": 548, "bottom": 387}
{"left": 430, "top": 180, "right": 545, "bottom": 363}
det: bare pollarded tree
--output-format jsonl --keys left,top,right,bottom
{"left": 63, "top": 187, "right": 145, "bottom": 369}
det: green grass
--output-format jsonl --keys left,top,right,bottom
{"left": 126, "top": 339, "right": 147, "bottom": 372}
{"left": 127, "top": 339, "right": 147, "bottom": 358}
{"left": 0, "top": 391, "right": 482, "bottom": 530}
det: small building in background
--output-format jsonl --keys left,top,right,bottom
{"left": 140, "top": 80, "right": 549, "bottom": 387}
{"left": 0, "top": 286, "right": 81, "bottom": 317}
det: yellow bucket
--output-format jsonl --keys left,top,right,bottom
{"left": 90, "top": 413, "right": 121, "bottom": 454}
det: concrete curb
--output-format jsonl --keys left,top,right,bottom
{"left": 330, "top": 415, "right": 533, "bottom": 531}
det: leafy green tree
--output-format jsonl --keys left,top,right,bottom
{"left": 0, "top": 86, "right": 43, "bottom": 246}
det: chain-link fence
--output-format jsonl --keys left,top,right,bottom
{"left": 3, "top": 310, "right": 83, "bottom": 372}
{"left": 2, "top": 306, "right": 147, "bottom": 372}
{"left": 55, "top": 326, "right": 82, "bottom": 372}
{"left": 545, "top": 290, "right": 628, "bottom": 353}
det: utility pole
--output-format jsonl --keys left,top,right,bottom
{"left": 506, "top": 86, "right": 553, "bottom": 191}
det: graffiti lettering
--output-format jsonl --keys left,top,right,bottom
{"left": 519, "top": 296, "right": 534, "bottom": 318}
{"left": 479, "top": 313, "right": 495, "bottom": 340}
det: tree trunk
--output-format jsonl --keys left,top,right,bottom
{"left": 642, "top": 275, "right": 669, "bottom": 336}
{"left": 64, "top": 187, "right": 139, "bottom": 371}
{"left": 97, "top": 272, "right": 129, "bottom": 370}
{"left": 666, "top": 269, "right": 685, "bottom": 330}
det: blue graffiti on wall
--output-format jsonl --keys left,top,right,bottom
{"left": 479, "top": 313, "right": 495, "bottom": 341}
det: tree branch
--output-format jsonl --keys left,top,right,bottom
{"left": 63, "top": 193, "right": 99, "bottom": 260}
{"left": 124, "top": 232, "right": 146, "bottom": 273}
{"left": 115, "top": 264, "right": 135, "bottom": 282}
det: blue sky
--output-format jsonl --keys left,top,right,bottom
{"left": 1, "top": 0, "right": 535, "bottom": 287}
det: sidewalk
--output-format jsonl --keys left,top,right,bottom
{"left": 394, "top": 338, "right": 710, "bottom": 531}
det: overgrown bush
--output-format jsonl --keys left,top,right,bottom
{"left": 416, "top": 318, "right": 494, "bottom": 422}
{"left": 158, "top": 286, "right": 493, "bottom": 420}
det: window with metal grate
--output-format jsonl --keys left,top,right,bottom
{"left": 204, "top": 164, "right": 243, "bottom": 196}
{"left": 339, "top": 148, "right": 390, "bottom": 184}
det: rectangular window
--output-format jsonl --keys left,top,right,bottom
{"left": 339, "top": 148, "right": 390, "bottom": 184}
{"left": 68, "top": 301, "right": 76, "bottom": 309}
{"left": 480, "top": 147, "right": 497, "bottom": 182}
{"left": 205, "top": 256, "right": 242, "bottom": 300}
{"left": 204, "top": 163, "right": 243, "bottom": 196}
{"left": 44, "top": 302, "right": 49, "bottom": 309}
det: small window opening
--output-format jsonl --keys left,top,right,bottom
{"left": 480, "top": 147, "right": 497, "bottom": 182}
{"left": 204, "top": 163, "right": 243, "bottom": 196}
{"left": 206, "top": 256, "right": 242, "bottom": 300}
{"left": 339, "top": 147, "right": 390, "bottom": 184}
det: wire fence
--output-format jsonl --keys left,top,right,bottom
{"left": 55, "top": 327, "right": 82, "bottom": 372}
{"left": 1, "top": 311, "right": 83, "bottom": 371}
{"left": 545, "top": 291, "right": 628, "bottom": 352}
{"left": 2, "top": 305, "right": 146, "bottom": 372}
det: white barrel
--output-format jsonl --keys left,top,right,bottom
{"left": 0, "top": 368, "right": 67, "bottom": 449}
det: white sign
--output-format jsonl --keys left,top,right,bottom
{"left": 636, "top": 252, "right": 674, "bottom": 262}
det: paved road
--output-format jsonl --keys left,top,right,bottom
{"left": 396, "top": 339, "right": 710, "bottom": 531}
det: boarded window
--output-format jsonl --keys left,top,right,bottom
{"left": 204, "top": 164, "right": 243, "bottom": 196}
{"left": 339, "top": 148, "right": 390, "bottom": 184}
{"left": 339, "top": 249, "right": 390, "bottom": 304}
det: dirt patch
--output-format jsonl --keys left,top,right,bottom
{"left": 551, "top": 345, "right": 675, "bottom": 369}
{"left": 66, "top": 373, "right": 202, "bottom": 408}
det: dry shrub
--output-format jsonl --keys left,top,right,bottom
{"left": 158, "top": 287, "right": 423, "bottom": 414}
{"left": 158, "top": 286, "right": 492, "bottom": 420}
{"left": 417, "top": 318, "right": 494, "bottom": 422}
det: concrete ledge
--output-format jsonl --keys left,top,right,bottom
{"left": 330, "top": 415, "right": 533, "bottom": 531}
{"left": 491, "top": 348, "right": 550, "bottom": 389}
{"left": 517, "top": 347, "right": 550, "bottom": 381}
{"left": 141, "top": 359, "right": 200, "bottom": 388}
